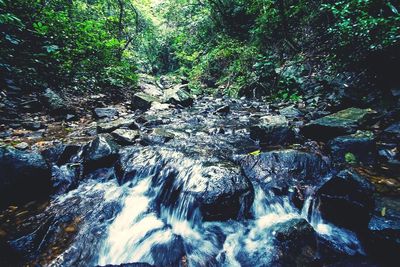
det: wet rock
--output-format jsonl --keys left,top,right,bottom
{"left": 98, "top": 264, "right": 154, "bottom": 267}
{"left": 42, "top": 88, "right": 68, "bottom": 114}
{"left": 192, "top": 162, "right": 254, "bottom": 221}
{"left": 51, "top": 163, "right": 82, "bottom": 195}
{"left": 302, "top": 108, "right": 377, "bottom": 140}
{"left": 94, "top": 107, "right": 119, "bottom": 119}
{"left": 271, "top": 218, "right": 318, "bottom": 266}
{"left": 132, "top": 92, "right": 160, "bottom": 111}
{"left": 279, "top": 105, "right": 303, "bottom": 119}
{"left": 14, "top": 142, "right": 29, "bottom": 150}
{"left": 22, "top": 121, "right": 43, "bottom": 130}
{"left": 384, "top": 121, "right": 400, "bottom": 136}
{"left": 317, "top": 169, "right": 375, "bottom": 232}
{"left": 142, "top": 128, "right": 175, "bottom": 144}
{"left": 364, "top": 196, "right": 400, "bottom": 265}
{"left": 117, "top": 147, "right": 254, "bottom": 221}
{"left": 329, "top": 131, "right": 377, "bottom": 165}
{"left": 42, "top": 144, "right": 81, "bottom": 166}
{"left": 240, "top": 149, "right": 330, "bottom": 201}
{"left": 215, "top": 105, "right": 230, "bottom": 114}
{"left": 111, "top": 129, "right": 140, "bottom": 145}
{"left": 116, "top": 146, "right": 162, "bottom": 184}
{"left": 250, "top": 115, "right": 295, "bottom": 145}
{"left": 150, "top": 234, "right": 185, "bottom": 266}
{"left": 0, "top": 146, "right": 52, "bottom": 207}
{"left": 97, "top": 118, "right": 139, "bottom": 133}
{"left": 163, "top": 85, "right": 193, "bottom": 107}
{"left": 82, "top": 135, "right": 119, "bottom": 173}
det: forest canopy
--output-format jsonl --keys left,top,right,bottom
{"left": 1, "top": 0, "right": 399, "bottom": 97}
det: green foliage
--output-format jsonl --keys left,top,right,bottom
{"left": 322, "top": 0, "right": 400, "bottom": 65}
{"left": 1, "top": 0, "right": 141, "bottom": 92}
{"left": 345, "top": 152, "right": 358, "bottom": 164}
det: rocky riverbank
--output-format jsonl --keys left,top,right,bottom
{"left": 0, "top": 75, "right": 399, "bottom": 266}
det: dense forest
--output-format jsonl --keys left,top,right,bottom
{"left": 1, "top": 0, "right": 399, "bottom": 97}
{"left": 1, "top": 1, "right": 400, "bottom": 267}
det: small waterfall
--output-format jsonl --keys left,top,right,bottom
{"left": 301, "top": 195, "right": 365, "bottom": 256}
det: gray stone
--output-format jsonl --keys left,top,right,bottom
{"left": 132, "top": 92, "right": 161, "bottom": 111}
{"left": 302, "top": 108, "right": 377, "bottom": 140}
{"left": 97, "top": 118, "right": 139, "bottom": 133}
{"left": 94, "top": 107, "right": 119, "bottom": 119}
{"left": 250, "top": 115, "right": 294, "bottom": 145}
{"left": 111, "top": 129, "right": 140, "bottom": 145}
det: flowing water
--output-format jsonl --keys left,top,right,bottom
{"left": 47, "top": 147, "right": 364, "bottom": 267}
{"left": 6, "top": 97, "right": 368, "bottom": 266}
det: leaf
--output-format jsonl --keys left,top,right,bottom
{"left": 345, "top": 152, "right": 357, "bottom": 164}
{"left": 381, "top": 207, "right": 386, "bottom": 217}
{"left": 43, "top": 45, "right": 59, "bottom": 53}
{"left": 249, "top": 150, "right": 261, "bottom": 156}
{"left": 388, "top": 2, "right": 399, "bottom": 15}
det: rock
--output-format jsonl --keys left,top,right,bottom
{"left": 22, "top": 121, "right": 43, "bottom": 130}
{"left": 215, "top": 105, "right": 230, "bottom": 114}
{"left": 250, "top": 115, "right": 295, "bottom": 145}
{"left": 240, "top": 150, "right": 330, "bottom": 203}
{"left": 384, "top": 121, "right": 400, "bottom": 135}
{"left": 116, "top": 146, "right": 162, "bottom": 184}
{"left": 51, "top": 163, "right": 82, "bottom": 195}
{"left": 42, "top": 88, "right": 68, "bottom": 114}
{"left": 97, "top": 118, "right": 139, "bottom": 133}
{"left": 41, "top": 144, "right": 81, "bottom": 166}
{"left": 94, "top": 107, "right": 119, "bottom": 119}
{"left": 111, "top": 129, "right": 140, "bottom": 145}
{"left": 271, "top": 218, "right": 318, "bottom": 266}
{"left": 316, "top": 169, "right": 375, "bottom": 232}
{"left": 187, "top": 162, "right": 254, "bottom": 221}
{"left": 163, "top": 85, "right": 193, "bottom": 107}
{"left": 329, "top": 131, "right": 377, "bottom": 165}
{"left": 139, "top": 82, "right": 163, "bottom": 97}
{"left": 98, "top": 264, "right": 154, "bottom": 267}
{"left": 364, "top": 196, "right": 400, "bottom": 265}
{"left": 0, "top": 146, "right": 52, "bottom": 207}
{"left": 391, "top": 87, "right": 400, "bottom": 98}
{"left": 14, "top": 142, "right": 29, "bottom": 150}
{"left": 66, "top": 114, "right": 76, "bottom": 121}
{"left": 117, "top": 147, "right": 254, "bottom": 221}
{"left": 82, "top": 134, "right": 119, "bottom": 173}
{"left": 142, "top": 128, "right": 175, "bottom": 144}
{"left": 132, "top": 92, "right": 160, "bottom": 111}
{"left": 279, "top": 105, "right": 303, "bottom": 119}
{"left": 302, "top": 108, "right": 377, "bottom": 140}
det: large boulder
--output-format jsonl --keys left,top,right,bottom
{"left": 111, "top": 129, "right": 140, "bottom": 145}
{"left": 240, "top": 150, "right": 330, "bottom": 206}
{"left": 116, "top": 147, "right": 254, "bottom": 221}
{"left": 82, "top": 135, "right": 119, "bottom": 173}
{"left": 250, "top": 115, "right": 295, "bottom": 145}
{"left": 364, "top": 196, "right": 400, "bottom": 265}
{"left": 328, "top": 131, "right": 377, "bottom": 165}
{"left": 163, "top": 85, "right": 193, "bottom": 107}
{"left": 316, "top": 169, "right": 375, "bottom": 232}
{"left": 302, "top": 108, "right": 377, "bottom": 140}
{"left": 271, "top": 218, "right": 318, "bottom": 266}
{"left": 132, "top": 92, "right": 160, "bottom": 111}
{"left": 0, "top": 146, "right": 52, "bottom": 207}
{"left": 42, "top": 88, "right": 69, "bottom": 114}
{"left": 139, "top": 82, "right": 163, "bottom": 97}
